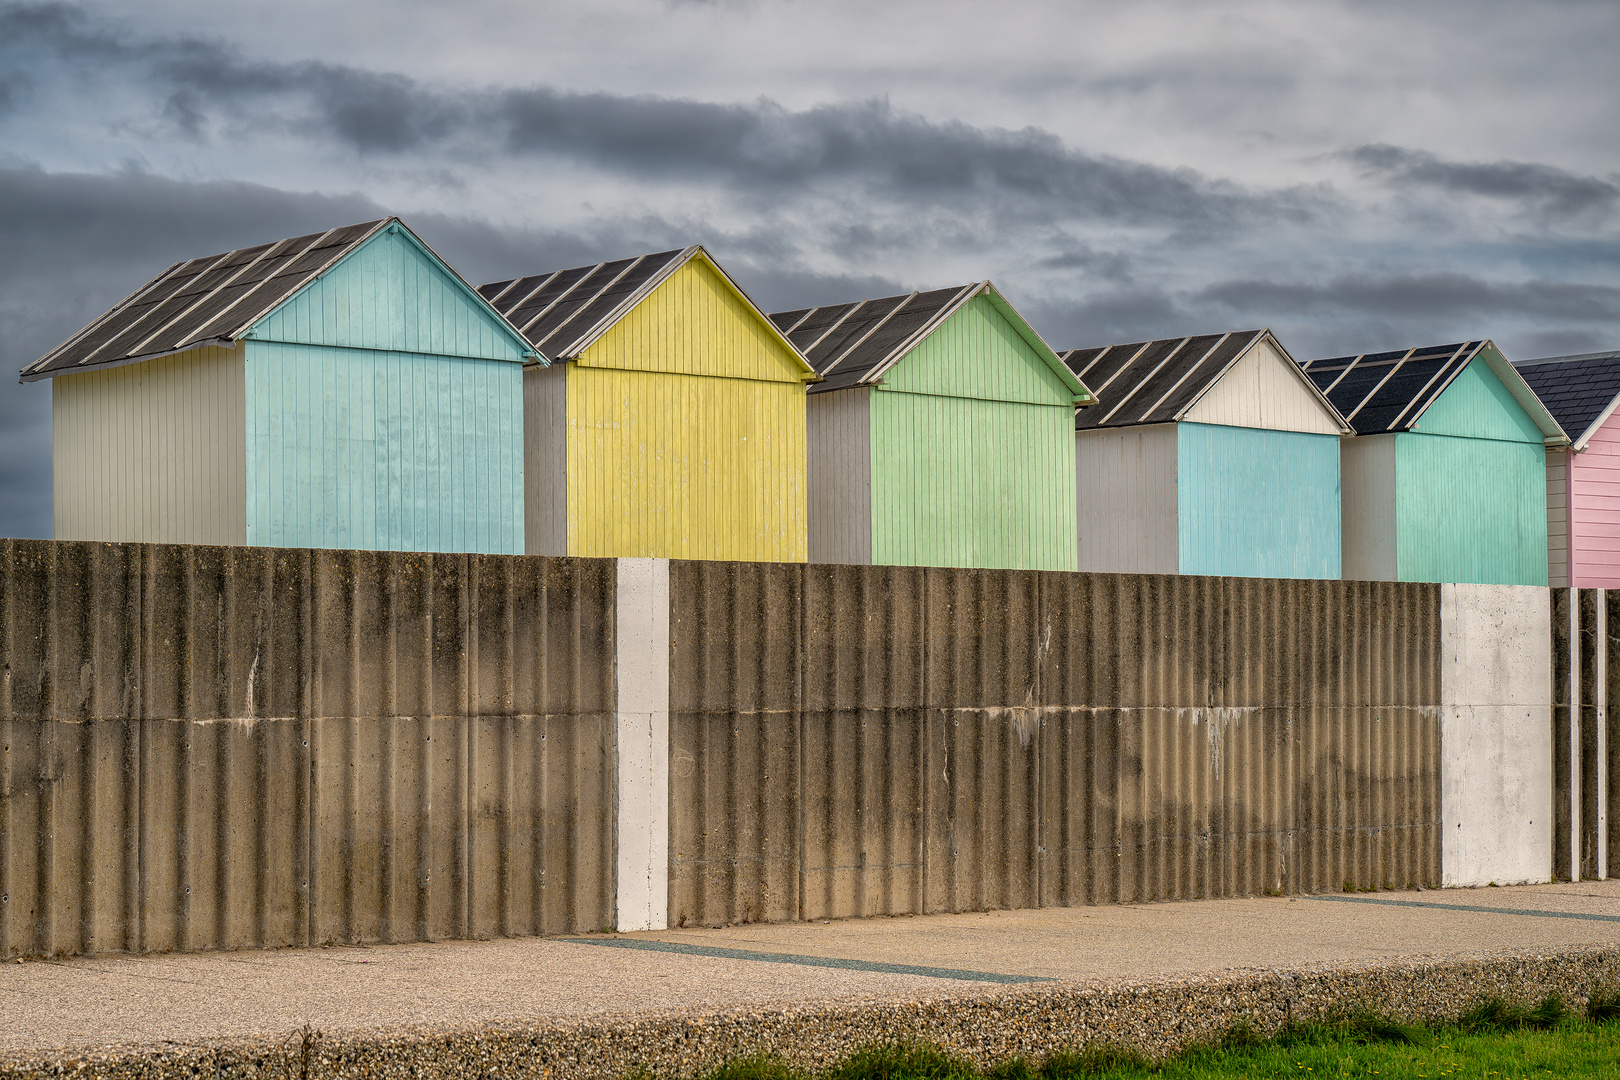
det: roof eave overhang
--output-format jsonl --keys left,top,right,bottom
{"left": 21, "top": 337, "right": 238, "bottom": 383}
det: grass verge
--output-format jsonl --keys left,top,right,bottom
{"left": 697, "top": 993, "right": 1620, "bottom": 1080}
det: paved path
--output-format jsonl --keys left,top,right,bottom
{"left": 4, "top": 881, "right": 1620, "bottom": 1055}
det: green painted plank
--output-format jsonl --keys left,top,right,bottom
{"left": 877, "top": 295, "right": 1076, "bottom": 407}
{"left": 869, "top": 390, "right": 1077, "bottom": 570}
{"left": 1412, "top": 357, "right": 1543, "bottom": 444}
{"left": 1175, "top": 423, "right": 1342, "bottom": 579}
{"left": 1394, "top": 431, "right": 1547, "bottom": 585}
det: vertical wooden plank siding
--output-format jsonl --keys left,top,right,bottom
{"left": 1569, "top": 416, "right": 1620, "bottom": 587}
{"left": 562, "top": 257, "right": 810, "bottom": 562}
{"left": 1393, "top": 433, "right": 1547, "bottom": 585}
{"left": 523, "top": 364, "right": 567, "bottom": 557}
{"left": 244, "top": 342, "right": 523, "bottom": 554}
{"left": 1180, "top": 338, "right": 1342, "bottom": 434}
{"left": 1340, "top": 434, "right": 1399, "bottom": 582}
{"left": 870, "top": 392, "right": 1077, "bottom": 570}
{"left": 1073, "top": 425, "right": 1179, "bottom": 574}
{"left": 250, "top": 225, "right": 527, "bottom": 363}
{"left": 564, "top": 366, "right": 807, "bottom": 561}
{"left": 1547, "top": 449, "right": 1571, "bottom": 588}
{"left": 1390, "top": 360, "right": 1549, "bottom": 586}
{"left": 806, "top": 388, "right": 873, "bottom": 565}
{"left": 51, "top": 345, "right": 247, "bottom": 545}
{"left": 1175, "top": 423, "right": 1341, "bottom": 579}
{"left": 863, "top": 296, "right": 1079, "bottom": 571}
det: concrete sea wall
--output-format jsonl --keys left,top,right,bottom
{"left": 0, "top": 540, "right": 1560, "bottom": 958}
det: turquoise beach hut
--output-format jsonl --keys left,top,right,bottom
{"left": 1063, "top": 329, "right": 1350, "bottom": 578}
{"left": 24, "top": 218, "right": 535, "bottom": 554}
{"left": 1301, "top": 340, "right": 1568, "bottom": 584}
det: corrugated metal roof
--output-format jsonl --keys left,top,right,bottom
{"left": 23, "top": 220, "right": 392, "bottom": 381}
{"left": 770, "top": 282, "right": 1090, "bottom": 401}
{"left": 1514, "top": 350, "right": 1620, "bottom": 449}
{"left": 1061, "top": 331, "right": 1264, "bottom": 429}
{"left": 1299, "top": 341, "right": 1486, "bottom": 435}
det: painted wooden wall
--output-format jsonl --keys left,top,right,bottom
{"left": 1073, "top": 424, "right": 1179, "bottom": 575}
{"left": 561, "top": 257, "right": 810, "bottom": 562}
{"left": 1181, "top": 337, "right": 1341, "bottom": 435}
{"left": 1340, "top": 434, "right": 1397, "bottom": 582}
{"left": 52, "top": 344, "right": 247, "bottom": 546}
{"left": 244, "top": 342, "right": 524, "bottom": 553}
{"left": 1568, "top": 414, "right": 1620, "bottom": 587}
{"left": 806, "top": 387, "right": 873, "bottom": 565}
{"left": 1390, "top": 360, "right": 1548, "bottom": 586}
{"left": 864, "top": 295, "right": 1079, "bottom": 571}
{"left": 1176, "top": 422, "right": 1341, "bottom": 579}
{"left": 1546, "top": 449, "right": 1570, "bottom": 588}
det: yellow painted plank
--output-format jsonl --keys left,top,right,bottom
{"left": 565, "top": 364, "right": 807, "bottom": 561}
{"left": 578, "top": 256, "right": 810, "bottom": 383}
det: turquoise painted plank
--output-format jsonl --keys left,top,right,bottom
{"left": 249, "top": 225, "right": 529, "bottom": 363}
{"left": 1394, "top": 431, "right": 1547, "bottom": 585}
{"left": 1411, "top": 358, "right": 1543, "bottom": 444}
{"left": 244, "top": 341, "right": 523, "bottom": 554}
{"left": 1176, "top": 423, "right": 1341, "bottom": 579}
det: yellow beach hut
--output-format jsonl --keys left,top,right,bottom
{"left": 480, "top": 246, "right": 818, "bottom": 560}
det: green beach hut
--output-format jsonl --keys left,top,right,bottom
{"left": 770, "top": 282, "right": 1093, "bottom": 569}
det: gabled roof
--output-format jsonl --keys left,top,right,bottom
{"left": 1301, "top": 340, "right": 1567, "bottom": 443}
{"left": 479, "top": 245, "right": 816, "bottom": 376}
{"left": 22, "top": 218, "right": 532, "bottom": 382}
{"left": 1514, "top": 349, "right": 1620, "bottom": 451}
{"left": 1061, "top": 329, "right": 1345, "bottom": 431}
{"left": 770, "top": 282, "right": 1092, "bottom": 402}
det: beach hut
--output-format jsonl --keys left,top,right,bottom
{"left": 479, "top": 246, "right": 818, "bottom": 561}
{"left": 1301, "top": 340, "right": 1568, "bottom": 585}
{"left": 769, "top": 282, "right": 1093, "bottom": 570}
{"left": 1514, "top": 349, "right": 1620, "bottom": 587}
{"left": 1064, "top": 329, "right": 1349, "bottom": 578}
{"left": 25, "top": 218, "right": 534, "bottom": 553}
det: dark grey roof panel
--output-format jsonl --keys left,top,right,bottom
{"left": 478, "top": 249, "right": 689, "bottom": 358}
{"left": 1302, "top": 342, "right": 1479, "bottom": 435}
{"left": 1515, "top": 351, "right": 1620, "bottom": 444}
{"left": 1058, "top": 347, "right": 1107, "bottom": 380}
{"left": 769, "top": 286, "right": 972, "bottom": 395}
{"left": 23, "top": 220, "right": 388, "bottom": 379}
{"left": 1139, "top": 332, "right": 1258, "bottom": 424}
{"left": 1067, "top": 330, "right": 1266, "bottom": 430}
{"left": 803, "top": 294, "right": 910, "bottom": 374}
{"left": 780, "top": 302, "right": 860, "bottom": 355}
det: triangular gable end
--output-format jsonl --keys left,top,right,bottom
{"left": 574, "top": 249, "right": 818, "bottom": 383}
{"left": 1409, "top": 347, "right": 1563, "bottom": 445}
{"left": 1180, "top": 332, "right": 1350, "bottom": 435}
{"left": 1409, "top": 342, "right": 1566, "bottom": 446}
{"left": 245, "top": 220, "right": 537, "bottom": 364}
{"left": 865, "top": 283, "right": 1093, "bottom": 405}
{"left": 874, "top": 291, "right": 1086, "bottom": 407}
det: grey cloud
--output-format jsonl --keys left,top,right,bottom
{"left": 1347, "top": 144, "right": 1619, "bottom": 221}
{"left": 1197, "top": 271, "right": 1620, "bottom": 323}
{"left": 1, "top": 2, "right": 1328, "bottom": 234}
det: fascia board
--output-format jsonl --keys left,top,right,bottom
{"left": 859, "top": 282, "right": 977, "bottom": 386}
{"left": 21, "top": 261, "right": 186, "bottom": 380}
{"left": 979, "top": 283, "right": 1095, "bottom": 405}
{"left": 230, "top": 218, "right": 391, "bottom": 342}
{"left": 20, "top": 337, "right": 238, "bottom": 383}
{"left": 1573, "top": 390, "right": 1620, "bottom": 451}
{"left": 1474, "top": 342, "right": 1570, "bottom": 445}
{"left": 551, "top": 248, "right": 689, "bottom": 360}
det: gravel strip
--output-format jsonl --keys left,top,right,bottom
{"left": 5, "top": 944, "right": 1619, "bottom": 1079}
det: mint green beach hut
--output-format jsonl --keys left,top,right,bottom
{"left": 770, "top": 283, "right": 1094, "bottom": 570}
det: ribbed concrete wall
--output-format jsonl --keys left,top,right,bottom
{"left": 1553, "top": 587, "right": 1619, "bottom": 882}
{"left": 0, "top": 540, "right": 616, "bottom": 960}
{"left": 668, "top": 564, "right": 1442, "bottom": 926}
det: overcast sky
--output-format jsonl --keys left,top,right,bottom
{"left": 2, "top": 0, "right": 1617, "bottom": 538}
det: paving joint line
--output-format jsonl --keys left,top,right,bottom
{"left": 1317, "top": 894, "right": 1620, "bottom": 923}
{"left": 562, "top": 938, "right": 1050, "bottom": 984}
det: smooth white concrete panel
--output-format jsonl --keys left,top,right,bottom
{"left": 1440, "top": 583, "right": 1553, "bottom": 887}
{"left": 614, "top": 557, "right": 670, "bottom": 931}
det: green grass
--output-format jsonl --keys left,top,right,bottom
{"left": 698, "top": 994, "right": 1620, "bottom": 1080}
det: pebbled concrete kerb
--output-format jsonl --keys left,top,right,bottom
{"left": 6, "top": 946, "right": 1620, "bottom": 1080}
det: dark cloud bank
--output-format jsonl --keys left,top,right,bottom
{"left": 1, "top": 2, "right": 1617, "bottom": 538}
